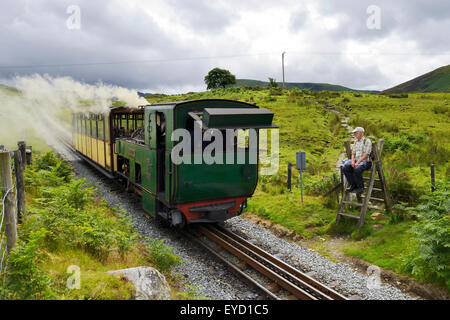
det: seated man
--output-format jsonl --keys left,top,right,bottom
{"left": 342, "top": 127, "right": 372, "bottom": 194}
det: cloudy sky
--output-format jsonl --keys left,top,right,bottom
{"left": 1, "top": 0, "right": 449, "bottom": 93}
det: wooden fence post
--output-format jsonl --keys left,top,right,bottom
{"left": 26, "top": 146, "right": 32, "bottom": 165}
{"left": 14, "top": 150, "right": 26, "bottom": 221}
{"left": 344, "top": 140, "right": 352, "bottom": 159}
{"left": 18, "top": 141, "right": 26, "bottom": 170}
{"left": 0, "top": 150, "right": 17, "bottom": 253}
{"left": 333, "top": 173, "right": 340, "bottom": 205}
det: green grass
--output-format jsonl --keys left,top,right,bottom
{"left": 343, "top": 222, "right": 414, "bottom": 273}
{"left": 231, "top": 79, "right": 379, "bottom": 93}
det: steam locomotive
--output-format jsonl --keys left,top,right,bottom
{"left": 72, "top": 99, "right": 276, "bottom": 227}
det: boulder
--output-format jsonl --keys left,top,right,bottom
{"left": 108, "top": 267, "right": 171, "bottom": 300}
{"left": 371, "top": 212, "right": 389, "bottom": 221}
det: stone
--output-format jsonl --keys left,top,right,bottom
{"left": 107, "top": 266, "right": 171, "bottom": 300}
{"left": 371, "top": 212, "right": 389, "bottom": 221}
{"left": 373, "top": 223, "right": 384, "bottom": 230}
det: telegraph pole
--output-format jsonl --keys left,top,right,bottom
{"left": 282, "top": 52, "right": 286, "bottom": 88}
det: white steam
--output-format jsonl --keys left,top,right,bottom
{"left": 0, "top": 74, "right": 148, "bottom": 153}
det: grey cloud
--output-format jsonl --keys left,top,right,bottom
{"left": 0, "top": 0, "right": 449, "bottom": 92}
{"left": 165, "top": 0, "right": 235, "bottom": 32}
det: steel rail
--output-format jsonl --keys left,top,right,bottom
{"left": 195, "top": 224, "right": 347, "bottom": 300}
{"left": 213, "top": 224, "right": 346, "bottom": 300}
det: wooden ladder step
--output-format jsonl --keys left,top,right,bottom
{"left": 363, "top": 177, "right": 381, "bottom": 182}
{"left": 368, "top": 187, "right": 383, "bottom": 192}
{"left": 342, "top": 201, "right": 383, "bottom": 210}
{"left": 338, "top": 212, "right": 361, "bottom": 219}
{"left": 369, "top": 197, "right": 385, "bottom": 202}
{"left": 359, "top": 196, "right": 386, "bottom": 202}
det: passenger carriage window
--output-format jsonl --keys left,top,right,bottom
{"left": 94, "top": 118, "right": 98, "bottom": 138}
{"left": 89, "top": 118, "right": 93, "bottom": 137}
{"left": 98, "top": 118, "right": 104, "bottom": 140}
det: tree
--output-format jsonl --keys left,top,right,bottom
{"left": 268, "top": 78, "right": 278, "bottom": 88}
{"left": 204, "top": 68, "right": 236, "bottom": 89}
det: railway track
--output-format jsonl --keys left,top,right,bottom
{"left": 184, "top": 224, "right": 347, "bottom": 300}
{"left": 57, "top": 136, "right": 346, "bottom": 300}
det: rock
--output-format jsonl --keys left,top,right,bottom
{"left": 108, "top": 267, "right": 171, "bottom": 300}
{"left": 371, "top": 212, "right": 389, "bottom": 221}
{"left": 348, "top": 294, "right": 362, "bottom": 300}
{"left": 273, "top": 253, "right": 284, "bottom": 260}
{"left": 271, "top": 224, "right": 290, "bottom": 237}
{"left": 305, "top": 271, "right": 317, "bottom": 279}
{"left": 373, "top": 223, "right": 384, "bottom": 230}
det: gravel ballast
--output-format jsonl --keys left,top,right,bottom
{"left": 224, "top": 217, "right": 414, "bottom": 300}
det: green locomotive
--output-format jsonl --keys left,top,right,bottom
{"left": 72, "top": 99, "right": 276, "bottom": 227}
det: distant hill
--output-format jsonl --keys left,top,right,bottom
{"left": 0, "top": 84, "right": 19, "bottom": 94}
{"left": 383, "top": 65, "right": 450, "bottom": 94}
{"left": 137, "top": 91, "right": 152, "bottom": 97}
{"left": 231, "top": 79, "right": 379, "bottom": 93}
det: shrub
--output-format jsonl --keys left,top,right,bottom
{"left": 34, "top": 152, "right": 72, "bottom": 182}
{"left": 388, "top": 93, "right": 408, "bottom": 98}
{"left": 385, "top": 168, "right": 420, "bottom": 205}
{"left": 432, "top": 105, "right": 449, "bottom": 115}
{"left": 384, "top": 135, "right": 416, "bottom": 153}
{"left": 269, "top": 88, "right": 283, "bottom": 96}
{"left": 144, "top": 238, "right": 184, "bottom": 273}
{"left": 304, "top": 174, "right": 336, "bottom": 196}
{"left": 404, "top": 182, "right": 450, "bottom": 289}
{"left": 2, "top": 229, "right": 57, "bottom": 299}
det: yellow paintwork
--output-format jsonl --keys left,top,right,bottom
{"left": 113, "top": 143, "right": 117, "bottom": 172}
{"left": 73, "top": 124, "right": 112, "bottom": 171}
{"left": 106, "top": 143, "right": 111, "bottom": 169}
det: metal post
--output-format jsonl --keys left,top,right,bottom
{"left": 431, "top": 164, "right": 435, "bottom": 192}
{"left": 299, "top": 168, "right": 303, "bottom": 203}
{"left": 282, "top": 52, "right": 286, "bottom": 89}
{"left": 287, "top": 162, "right": 292, "bottom": 191}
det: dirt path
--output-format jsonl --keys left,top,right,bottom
{"left": 321, "top": 102, "right": 353, "bottom": 171}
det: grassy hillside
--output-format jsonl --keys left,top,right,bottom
{"left": 232, "top": 79, "right": 380, "bottom": 93}
{"left": 383, "top": 65, "right": 450, "bottom": 93}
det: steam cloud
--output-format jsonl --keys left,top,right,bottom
{"left": 0, "top": 74, "right": 148, "bottom": 154}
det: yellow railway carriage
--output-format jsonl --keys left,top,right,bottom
{"left": 72, "top": 107, "right": 145, "bottom": 178}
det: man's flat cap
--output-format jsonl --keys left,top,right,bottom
{"left": 352, "top": 127, "right": 365, "bottom": 133}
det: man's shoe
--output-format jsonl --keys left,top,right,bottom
{"left": 346, "top": 185, "right": 356, "bottom": 192}
{"left": 355, "top": 188, "right": 364, "bottom": 194}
